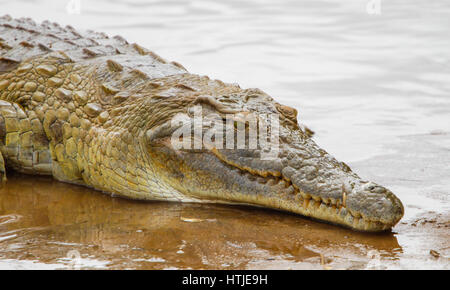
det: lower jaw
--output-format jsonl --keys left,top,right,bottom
{"left": 168, "top": 182, "right": 391, "bottom": 232}
{"left": 205, "top": 192, "right": 392, "bottom": 232}
{"left": 281, "top": 201, "right": 392, "bottom": 232}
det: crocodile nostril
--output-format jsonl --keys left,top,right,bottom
{"left": 372, "top": 186, "right": 387, "bottom": 194}
{"left": 362, "top": 182, "right": 386, "bottom": 193}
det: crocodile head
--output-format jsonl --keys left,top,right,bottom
{"left": 143, "top": 89, "right": 404, "bottom": 232}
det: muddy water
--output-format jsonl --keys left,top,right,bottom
{"left": 1, "top": 0, "right": 449, "bottom": 269}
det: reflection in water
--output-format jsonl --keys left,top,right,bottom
{"left": 0, "top": 173, "right": 400, "bottom": 269}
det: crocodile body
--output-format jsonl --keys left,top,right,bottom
{"left": 0, "top": 16, "right": 404, "bottom": 231}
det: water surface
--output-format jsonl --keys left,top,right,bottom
{"left": 0, "top": 0, "right": 449, "bottom": 269}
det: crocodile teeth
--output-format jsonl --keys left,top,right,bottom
{"left": 312, "top": 195, "right": 321, "bottom": 202}
{"left": 279, "top": 179, "right": 289, "bottom": 188}
{"left": 266, "top": 178, "right": 277, "bottom": 186}
{"left": 353, "top": 217, "right": 361, "bottom": 228}
{"left": 303, "top": 198, "right": 310, "bottom": 209}
{"left": 256, "top": 177, "right": 267, "bottom": 184}
{"left": 300, "top": 192, "right": 311, "bottom": 200}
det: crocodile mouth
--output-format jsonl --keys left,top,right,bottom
{"left": 147, "top": 133, "right": 403, "bottom": 232}
{"left": 209, "top": 149, "right": 396, "bottom": 232}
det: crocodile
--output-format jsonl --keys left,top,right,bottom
{"left": 0, "top": 15, "right": 403, "bottom": 232}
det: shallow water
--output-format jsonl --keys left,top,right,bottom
{"left": 0, "top": 0, "right": 449, "bottom": 269}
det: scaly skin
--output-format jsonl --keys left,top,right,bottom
{"left": 0, "top": 16, "right": 404, "bottom": 231}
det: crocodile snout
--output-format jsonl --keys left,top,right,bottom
{"left": 347, "top": 182, "right": 404, "bottom": 228}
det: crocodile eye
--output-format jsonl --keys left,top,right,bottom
{"left": 276, "top": 104, "right": 298, "bottom": 120}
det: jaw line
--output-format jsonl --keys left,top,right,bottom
{"left": 206, "top": 148, "right": 394, "bottom": 232}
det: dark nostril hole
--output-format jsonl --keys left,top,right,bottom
{"left": 368, "top": 186, "right": 375, "bottom": 191}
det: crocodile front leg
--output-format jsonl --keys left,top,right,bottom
{"left": 0, "top": 100, "right": 52, "bottom": 178}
